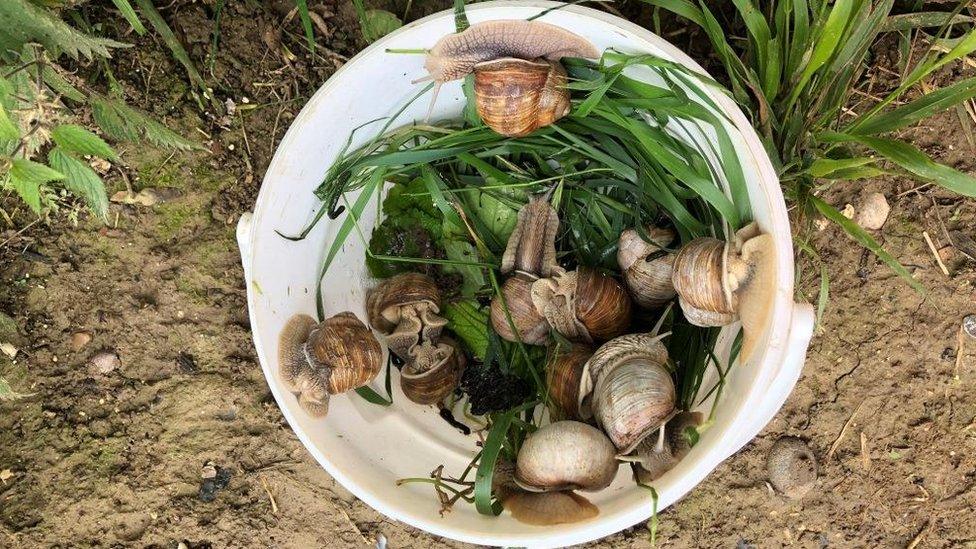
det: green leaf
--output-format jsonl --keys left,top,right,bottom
{"left": 474, "top": 412, "right": 513, "bottom": 515}
{"left": 295, "top": 0, "right": 316, "bottom": 51}
{"left": 92, "top": 96, "right": 200, "bottom": 150}
{"left": 8, "top": 158, "right": 64, "bottom": 213}
{"left": 785, "top": 0, "right": 856, "bottom": 112}
{"left": 0, "top": 0, "right": 128, "bottom": 60}
{"left": 634, "top": 0, "right": 705, "bottom": 27}
{"left": 443, "top": 300, "right": 489, "bottom": 360}
{"left": 805, "top": 156, "right": 877, "bottom": 178}
{"left": 453, "top": 0, "right": 470, "bottom": 32}
{"left": 51, "top": 124, "right": 118, "bottom": 161}
{"left": 353, "top": 0, "right": 402, "bottom": 44}
{"left": 112, "top": 0, "right": 147, "bottom": 34}
{"left": 132, "top": 0, "right": 208, "bottom": 95}
{"left": 354, "top": 385, "right": 392, "bottom": 406}
{"left": 40, "top": 64, "right": 86, "bottom": 103}
{"left": 822, "top": 132, "right": 976, "bottom": 197}
{"left": 810, "top": 195, "right": 924, "bottom": 293}
{"left": 881, "top": 12, "right": 974, "bottom": 33}
{"left": 0, "top": 104, "right": 18, "bottom": 141}
{"left": 442, "top": 239, "right": 486, "bottom": 296}
{"left": 48, "top": 147, "right": 110, "bottom": 222}
{"left": 850, "top": 76, "right": 976, "bottom": 136}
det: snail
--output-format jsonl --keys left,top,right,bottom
{"left": 628, "top": 411, "right": 703, "bottom": 483}
{"left": 366, "top": 272, "right": 448, "bottom": 358}
{"left": 278, "top": 312, "right": 383, "bottom": 417}
{"left": 587, "top": 333, "right": 676, "bottom": 452}
{"left": 545, "top": 344, "right": 593, "bottom": 421}
{"left": 767, "top": 436, "right": 818, "bottom": 499}
{"left": 493, "top": 458, "right": 599, "bottom": 526}
{"left": 617, "top": 226, "right": 677, "bottom": 309}
{"left": 531, "top": 268, "right": 633, "bottom": 344}
{"left": 474, "top": 57, "right": 570, "bottom": 137}
{"left": 424, "top": 20, "right": 599, "bottom": 84}
{"left": 501, "top": 195, "right": 560, "bottom": 278}
{"left": 671, "top": 222, "right": 776, "bottom": 360}
{"left": 400, "top": 337, "right": 466, "bottom": 405}
{"left": 514, "top": 421, "right": 618, "bottom": 493}
{"left": 422, "top": 20, "right": 598, "bottom": 136}
{"left": 490, "top": 273, "right": 551, "bottom": 346}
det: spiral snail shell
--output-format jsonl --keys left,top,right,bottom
{"left": 587, "top": 333, "right": 676, "bottom": 452}
{"left": 671, "top": 222, "right": 777, "bottom": 360}
{"left": 366, "top": 272, "right": 448, "bottom": 358}
{"left": 490, "top": 273, "right": 551, "bottom": 346}
{"left": 531, "top": 268, "right": 633, "bottom": 344}
{"left": 400, "top": 337, "right": 466, "bottom": 405}
{"left": 514, "top": 421, "right": 618, "bottom": 493}
{"left": 278, "top": 312, "right": 383, "bottom": 417}
{"left": 474, "top": 58, "right": 571, "bottom": 137}
{"left": 545, "top": 344, "right": 593, "bottom": 421}
{"left": 617, "top": 227, "right": 677, "bottom": 309}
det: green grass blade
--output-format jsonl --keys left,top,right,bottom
{"left": 454, "top": 0, "right": 470, "bottom": 32}
{"left": 474, "top": 412, "right": 513, "bottom": 515}
{"left": 850, "top": 76, "right": 976, "bottom": 135}
{"left": 881, "top": 12, "right": 974, "bottom": 32}
{"left": 804, "top": 156, "right": 877, "bottom": 177}
{"left": 634, "top": 0, "right": 706, "bottom": 27}
{"left": 132, "top": 0, "right": 208, "bottom": 96}
{"left": 810, "top": 195, "right": 924, "bottom": 293}
{"left": 295, "top": 0, "right": 316, "bottom": 51}
{"left": 785, "top": 0, "right": 856, "bottom": 112}
{"left": 822, "top": 132, "right": 976, "bottom": 197}
{"left": 354, "top": 385, "right": 392, "bottom": 406}
{"left": 111, "top": 0, "right": 146, "bottom": 34}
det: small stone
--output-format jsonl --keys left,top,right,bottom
{"left": 854, "top": 192, "right": 890, "bottom": 230}
{"left": 0, "top": 469, "right": 13, "bottom": 483}
{"left": 841, "top": 204, "right": 855, "bottom": 219}
{"left": 0, "top": 342, "right": 17, "bottom": 358}
{"left": 90, "top": 350, "right": 121, "bottom": 375}
{"left": 964, "top": 315, "right": 976, "bottom": 339}
{"left": 70, "top": 332, "right": 92, "bottom": 352}
{"left": 201, "top": 463, "right": 218, "bottom": 479}
{"left": 198, "top": 462, "right": 232, "bottom": 502}
{"left": 110, "top": 188, "right": 181, "bottom": 207}
{"left": 767, "top": 436, "right": 818, "bottom": 499}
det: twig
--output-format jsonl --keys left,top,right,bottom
{"left": 860, "top": 431, "right": 871, "bottom": 471}
{"left": 259, "top": 475, "right": 279, "bottom": 514}
{"left": 907, "top": 520, "right": 930, "bottom": 549}
{"left": 827, "top": 401, "right": 864, "bottom": 461}
{"left": 0, "top": 218, "right": 40, "bottom": 248}
{"left": 922, "top": 231, "right": 950, "bottom": 277}
{"left": 954, "top": 325, "right": 965, "bottom": 381}
{"left": 896, "top": 182, "right": 932, "bottom": 197}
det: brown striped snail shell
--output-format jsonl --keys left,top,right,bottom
{"left": 366, "top": 272, "right": 447, "bottom": 357}
{"left": 514, "top": 421, "right": 618, "bottom": 493}
{"left": 671, "top": 222, "right": 777, "bottom": 361}
{"left": 474, "top": 57, "right": 570, "bottom": 137}
{"left": 588, "top": 333, "right": 675, "bottom": 452}
{"left": 400, "top": 337, "right": 466, "bottom": 405}
{"left": 545, "top": 344, "right": 593, "bottom": 421}
{"left": 277, "top": 312, "right": 383, "bottom": 417}
{"left": 531, "top": 268, "right": 632, "bottom": 344}
{"left": 617, "top": 227, "right": 677, "bottom": 309}
{"left": 490, "top": 273, "right": 551, "bottom": 346}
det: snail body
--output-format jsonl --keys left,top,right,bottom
{"left": 531, "top": 268, "right": 633, "bottom": 344}
{"left": 501, "top": 196, "right": 560, "bottom": 277}
{"left": 631, "top": 411, "right": 703, "bottom": 483}
{"left": 367, "top": 272, "right": 448, "bottom": 358}
{"left": 617, "top": 227, "right": 677, "bottom": 308}
{"left": 514, "top": 420, "right": 618, "bottom": 493}
{"left": 424, "top": 19, "right": 599, "bottom": 83}
{"left": 278, "top": 312, "right": 383, "bottom": 417}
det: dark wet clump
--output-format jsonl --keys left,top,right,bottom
{"left": 459, "top": 361, "right": 533, "bottom": 416}
{"left": 198, "top": 463, "right": 233, "bottom": 502}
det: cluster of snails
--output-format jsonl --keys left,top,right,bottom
{"left": 423, "top": 20, "right": 600, "bottom": 137}
{"left": 367, "top": 272, "right": 465, "bottom": 405}
{"left": 480, "top": 191, "right": 777, "bottom": 524}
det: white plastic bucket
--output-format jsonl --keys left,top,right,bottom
{"left": 236, "top": 2, "right": 815, "bottom": 547}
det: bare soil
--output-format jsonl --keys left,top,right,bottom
{"left": 2, "top": 2, "right": 976, "bottom": 547}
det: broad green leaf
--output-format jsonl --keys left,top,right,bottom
{"left": 0, "top": 0, "right": 127, "bottom": 60}
{"left": 443, "top": 300, "right": 489, "bottom": 360}
{"left": 0, "top": 104, "right": 18, "bottom": 141}
{"left": 822, "top": 132, "right": 976, "bottom": 197}
{"left": 851, "top": 76, "right": 976, "bottom": 135}
{"left": 48, "top": 147, "right": 110, "bottom": 222}
{"left": 51, "top": 124, "right": 118, "bottom": 161}
{"left": 811, "top": 195, "right": 924, "bottom": 293}
{"left": 112, "top": 0, "right": 146, "bottom": 34}
{"left": 41, "top": 64, "right": 86, "bottom": 103}
{"left": 354, "top": 386, "right": 392, "bottom": 406}
{"left": 354, "top": 2, "right": 402, "bottom": 44}
{"left": 8, "top": 158, "right": 64, "bottom": 213}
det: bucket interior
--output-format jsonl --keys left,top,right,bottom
{"left": 245, "top": 2, "right": 794, "bottom": 546}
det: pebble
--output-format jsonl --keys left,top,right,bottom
{"left": 70, "top": 332, "right": 92, "bottom": 352}
{"left": 854, "top": 192, "right": 890, "bottom": 230}
{"left": 90, "top": 350, "right": 121, "bottom": 375}
{"left": 198, "top": 461, "right": 232, "bottom": 502}
{"left": 767, "top": 436, "right": 818, "bottom": 499}
{"left": 0, "top": 342, "right": 16, "bottom": 359}
{"left": 964, "top": 315, "right": 976, "bottom": 339}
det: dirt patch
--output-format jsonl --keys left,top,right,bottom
{"left": 2, "top": 2, "right": 976, "bottom": 548}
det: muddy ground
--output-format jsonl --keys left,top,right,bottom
{"left": 2, "top": 1, "right": 975, "bottom": 547}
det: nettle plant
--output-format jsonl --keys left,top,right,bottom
{"left": 643, "top": 0, "right": 976, "bottom": 290}
{"left": 0, "top": 0, "right": 198, "bottom": 223}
